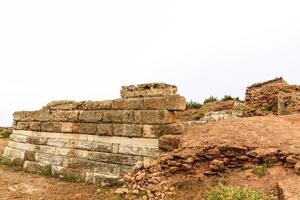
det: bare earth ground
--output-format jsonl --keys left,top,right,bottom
{"left": 0, "top": 138, "right": 115, "bottom": 200}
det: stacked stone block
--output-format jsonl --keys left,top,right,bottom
{"left": 3, "top": 83, "right": 186, "bottom": 183}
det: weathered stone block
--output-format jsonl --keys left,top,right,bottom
{"left": 61, "top": 122, "right": 74, "bottom": 133}
{"left": 23, "top": 161, "right": 48, "bottom": 174}
{"left": 10, "top": 134, "right": 28, "bottom": 143}
{"left": 111, "top": 98, "right": 144, "bottom": 110}
{"left": 113, "top": 124, "right": 143, "bottom": 137}
{"left": 119, "top": 145, "right": 159, "bottom": 157}
{"left": 14, "top": 122, "right": 41, "bottom": 131}
{"left": 143, "top": 95, "right": 186, "bottom": 111}
{"left": 46, "top": 100, "right": 78, "bottom": 110}
{"left": 28, "top": 136, "right": 48, "bottom": 145}
{"left": 135, "top": 110, "right": 175, "bottom": 124}
{"left": 78, "top": 100, "right": 112, "bottom": 110}
{"left": 96, "top": 124, "right": 113, "bottom": 136}
{"left": 8, "top": 141, "right": 36, "bottom": 151}
{"left": 41, "top": 122, "right": 62, "bottom": 132}
{"left": 3, "top": 146, "right": 26, "bottom": 160}
{"left": 14, "top": 110, "right": 50, "bottom": 122}
{"left": 24, "top": 151, "right": 37, "bottom": 161}
{"left": 37, "top": 153, "right": 63, "bottom": 166}
{"left": 85, "top": 151, "right": 143, "bottom": 165}
{"left": 121, "top": 83, "right": 177, "bottom": 98}
{"left": 49, "top": 110, "right": 79, "bottom": 122}
{"left": 102, "top": 110, "right": 135, "bottom": 123}
{"left": 72, "top": 123, "right": 97, "bottom": 134}
{"left": 79, "top": 111, "right": 103, "bottom": 122}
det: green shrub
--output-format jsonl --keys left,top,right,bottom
{"left": 206, "top": 184, "right": 274, "bottom": 200}
{"left": 192, "top": 113, "right": 205, "bottom": 120}
{"left": 186, "top": 100, "right": 202, "bottom": 109}
{"left": 204, "top": 96, "right": 218, "bottom": 104}
{"left": 41, "top": 165, "right": 52, "bottom": 177}
{"left": 221, "top": 95, "right": 234, "bottom": 101}
{"left": 265, "top": 105, "right": 273, "bottom": 112}
{"left": 62, "top": 174, "right": 77, "bottom": 182}
{"left": 252, "top": 163, "right": 269, "bottom": 177}
{"left": 0, "top": 131, "right": 12, "bottom": 138}
{"left": 0, "top": 155, "right": 11, "bottom": 166}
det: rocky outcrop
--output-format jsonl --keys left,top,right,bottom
{"left": 3, "top": 83, "right": 186, "bottom": 184}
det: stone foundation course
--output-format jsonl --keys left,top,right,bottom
{"left": 3, "top": 83, "right": 186, "bottom": 184}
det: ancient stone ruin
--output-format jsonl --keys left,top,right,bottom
{"left": 244, "top": 77, "right": 300, "bottom": 116}
{"left": 3, "top": 83, "right": 186, "bottom": 183}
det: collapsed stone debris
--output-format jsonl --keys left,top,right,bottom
{"left": 3, "top": 83, "right": 186, "bottom": 184}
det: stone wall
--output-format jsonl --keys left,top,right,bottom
{"left": 244, "top": 77, "right": 300, "bottom": 116}
{"left": 3, "top": 83, "right": 186, "bottom": 184}
{"left": 278, "top": 92, "right": 300, "bottom": 115}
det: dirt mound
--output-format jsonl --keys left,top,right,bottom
{"left": 121, "top": 114, "right": 300, "bottom": 199}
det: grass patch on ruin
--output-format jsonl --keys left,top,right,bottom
{"left": 41, "top": 165, "right": 52, "bottom": 177}
{"left": 205, "top": 184, "right": 274, "bottom": 200}
{"left": 0, "top": 155, "right": 11, "bottom": 166}
{"left": 186, "top": 100, "right": 202, "bottom": 109}
{"left": 0, "top": 131, "right": 12, "bottom": 138}
{"left": 252, "top": 163, "right": 270, "bottom": 177}
{"left": 192, "top": 112, "right": 205, "bottom": 120}
{"left": 61, "top": 174, "right": 77, "bottom": 182}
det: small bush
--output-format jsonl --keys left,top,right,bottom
{"left": 221, "top": 95, "right": 234, "bottom": 101}
{"left": 99, "top": 184, "right": 112, "bottom": 193}
{"left": 41, "top": 165, "right": 52, "bottom": 177}
{"left": 62, "top": 174, "right": 77, "bottom": 182}
{"left": 265, "top": 105, "right": 273, "bottom": 112}
{"left": 206, "top": 184, "right": 274, "bottom": 200}
{"left": 0, "top": 155, "right": 11, "bottom": 166}
{"left": 186, "top": 100, "right": 202, "bottom": 109}
{"left": 204, "top": 96, "right": 218, "bottom": 104}
{"left": 192, "top": 113, "right": 205, "bottom": 120}
{"left": 0, "top": 131, "right": 12, "bottom": 138}
{"left": 252, "top": 163, "right": 269, "bottom": 177}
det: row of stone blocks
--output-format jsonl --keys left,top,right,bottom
{"left": 4, "top": 83, "right": 186, "bottom": 183}
{"left": 4, "top": 130, "right": 159, "bottom": 183}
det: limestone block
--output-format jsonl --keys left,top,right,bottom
{"left": 8, "top": 141, "right": 36, "bottom": 152}
{"left": 37, "top": 153, "right": 63, "bottom": 166}
{"left": 14, "top": 110, "right": 50, "bottom": 122}
{"left": 46, "top": 100, "right": 78, "bottom": 110}
{"left": 24, "top": 151, "right": 37, "bottom": 161}
{"left": 121, "top": 83, "right": 177, "bottom": 98}
{"left": 111, "top": 98, "right": 144, "bottom": 110}
{"left": 119, "top": 145, "right": 159, "bottom": 157}
{"left": 102, "top": 110, "right": 135, "bottom": 123}
{"left": 96, "top": 124, "right": 113, "bottom": 136}
{"left": 79, "top": 111, "right": 103, "bottom": 122}
{"left": 23, "top": 161, "right": 49, "bottom": 174}
{"left": 85, "top": 151, "right": 143, "bottom": 165}
{"left": 67, "top": 158, "right": 121, "bottom": 176}
{"left": 72, "top": 123, "right": 97, "bottom": 134}
{"left": 14, "top": 122, "right": 41, "bottom": 131}
{"left": 41, "top": 122, "right": 62, "bottom": 132}
{"left": 93, "top": 173, "right": 121, "bottom": 185}
{"left": 78, "top": 100, "right": 112, "bottom": 110}
{"left": 61, "top": 122, "right": 74, "bottom": 133}
{"left": 47, "top": 138, "right": 68, "bottom": 148}
{"left": 10, "top": 134, "right": 28, "bottom": 143}
{"left": 3, "top": 146, "right": 26, "bottom": 160}
{"left": 134, "top": 110, "right": 175, "bottom": 124}
{"left": 143, "top": 95, "right": 186, "bottom": 111}
{"left": 49, "top": 110, "right": 79, "bottom": 122}
{"left": 142, "top": 124, "right": 184, "bottom": 138}
{"left": 113, "top": 124, "right": 143, "bottom": 137}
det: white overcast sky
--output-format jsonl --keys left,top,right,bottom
{"left": 0, "top": 0, "right": 300, "bottom": 126}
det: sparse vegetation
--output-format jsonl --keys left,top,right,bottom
{"left": 204, "top": 96, "right": 218, "bottom": 104}
{"left": 192, "top": 112, "right": 205, "bottom": 120}
{"left": 252, "top": 163, "right": 269, "bottom": 177}
{"left": 205, "top": 184, "right": 274, "bottom": 200}
{"left": 62, "top": 174, "right": 77, "bottom": 182}
{"left": 186, "top": 100, "right": 202, "bottom": 109}
{"left": 112, "top": 194, "right": 124, "bottom": 200}
{"left": 221, "top": 95, "right": 234, "bottom": 101}
{"left": 0, "top": 131, "right": 12, "bottom": 138}
{"left": 265, "top": 105, "right": 273, "bottom": 112}
{"left": 41, "top": 165, "right": 52, "bottom": 177}
{"left": 99, "top": 184, "right": 112, "bottom": 193}
{"left": 0, "top": 155, "right": 11, "bottom": 166}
